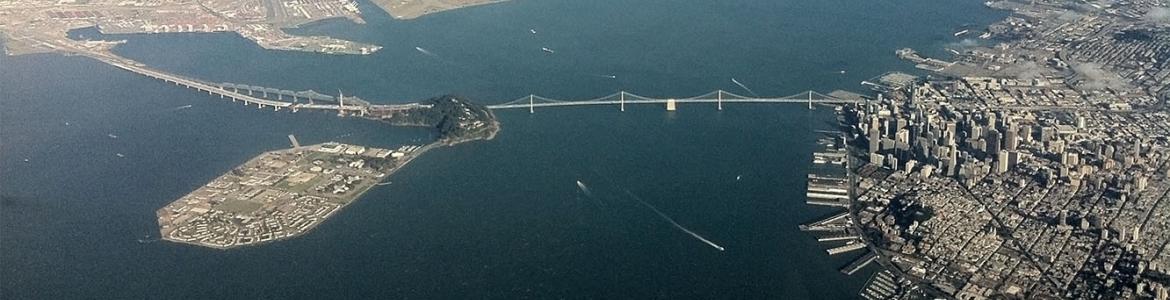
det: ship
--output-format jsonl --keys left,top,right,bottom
{"left": 541, "top": 47, "right": 555, "bottom": 54}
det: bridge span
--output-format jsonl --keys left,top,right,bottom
{"left": 74, "top": 50, "right": 423, "bottom": 115}
{"left": 486, "top": 90, "right": 865, "bottom": 113}
{"left": 65, "top": 45, "right": 861, "bottom": 115}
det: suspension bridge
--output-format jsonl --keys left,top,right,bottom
{"left": 60, "top": 42, "right": 862, "bottom": 116}
{"left": 485, "top": 90, "right": 864, "bottom": 113}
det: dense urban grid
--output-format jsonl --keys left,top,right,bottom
{"left": 821, "top": 1, "right": 1170, "bottom": 299}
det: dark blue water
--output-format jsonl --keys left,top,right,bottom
{"left": 1, "top": 0, "right": 1005, "bottom": 298}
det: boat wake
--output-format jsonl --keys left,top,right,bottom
{"left": 731, "top": 78, "right": 760, "bottom": 97}
{"left": 415, "top": 46, "right": 438, "bottom": 57}
{"left": 624, "top": 189, "right": 725, "bottom": 251}
{"left": 576, "top": 179, "right": 607, "bottom": 207}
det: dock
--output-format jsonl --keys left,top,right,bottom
{"left": 826, "top": 242, "right": 867, "bottom": 255}
{"left": 840, "top": 250, "right": 878, "bottom": 275}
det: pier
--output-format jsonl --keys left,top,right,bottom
{"left": 840, "top": 251, "right": 878, "bottom": 275}
{"left": 826, "top": 242, "right": 867, "bottom": 255}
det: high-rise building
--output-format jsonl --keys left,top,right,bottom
{"left": 868, "top": 128, "right": 881, "bottom": 154}
{"left": 987, "top": 129, "right": 1002, "bottom": 155}
{"left": 1004, "top": 127, "right": 1018, "bottom": 151}
{"left": 996, "top": 150, "right": 1010, "bottom": 174}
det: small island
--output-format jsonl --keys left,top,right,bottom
{"left": 156, "top": 95, "right": 498, "bottom": 249}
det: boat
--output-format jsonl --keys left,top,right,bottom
{"left": 953, "top": 29, "right": 969, "bottom": 36}
{"left": 529, "top": 29, "right": 536, "bottom": 34}
{"left": 115, "top": 153, "right": 125, "bottom": 158}
{"left": 541, "top": 47, "right": 555, "bottom": 54}
{"left": 107, "top": 133, "right": 118, "bottom": 139}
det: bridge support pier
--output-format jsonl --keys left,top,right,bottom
{"left": 528, "top": 95, "right": 534, "bottom": 114}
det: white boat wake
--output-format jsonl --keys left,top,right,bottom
{"left": 731, "top": 78, "right": 760, "bottom": 97}
{"left": 576, "top": 180, "right": 593, "bottom": 197}
{"left": 415, "top": 46, "right": 438, "bottom": 57}
{"left": 624, "top": 190, "right": 725, "bottom": 251}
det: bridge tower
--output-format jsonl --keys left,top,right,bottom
{"left": 808, "top": 91, "right": 813, "bottom": 110}
{"left": 528, "top": 94, "right": 534, "bottom": 114}
{"left": 717, "top": 90, "right": 723, "bottom": 111}
{"left": 666, "top": 99, "right": 677, "bottom": 111}
{"left": 620, "top": 91, "right": 626, "bottom": 112}
{"left": 338, "top": 89, "right": 346, "bottom": 117}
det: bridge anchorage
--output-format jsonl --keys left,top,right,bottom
{"left": 486, "top": 90, "right": 863, "bottom": 113}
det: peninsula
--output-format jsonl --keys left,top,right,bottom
{"left": 800, "top": 1, "right": 1170, "bottom": 298}
{"left": 156, "top": 94, "right": 499, "bottom": 249}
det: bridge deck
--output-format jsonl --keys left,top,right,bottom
{"left": 486, "top": 98, "right": 863, "bottom": 110}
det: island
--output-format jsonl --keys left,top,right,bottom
{"left": 156, "top": 94, "right": 499, "bottom": 249}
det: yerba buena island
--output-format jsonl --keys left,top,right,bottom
{"left": 3, "top": 0, "right": 1170, "bottom": 299}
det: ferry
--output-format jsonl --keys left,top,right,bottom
{"left": 541, "top": 47, "right": 555, "bottom": 54}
